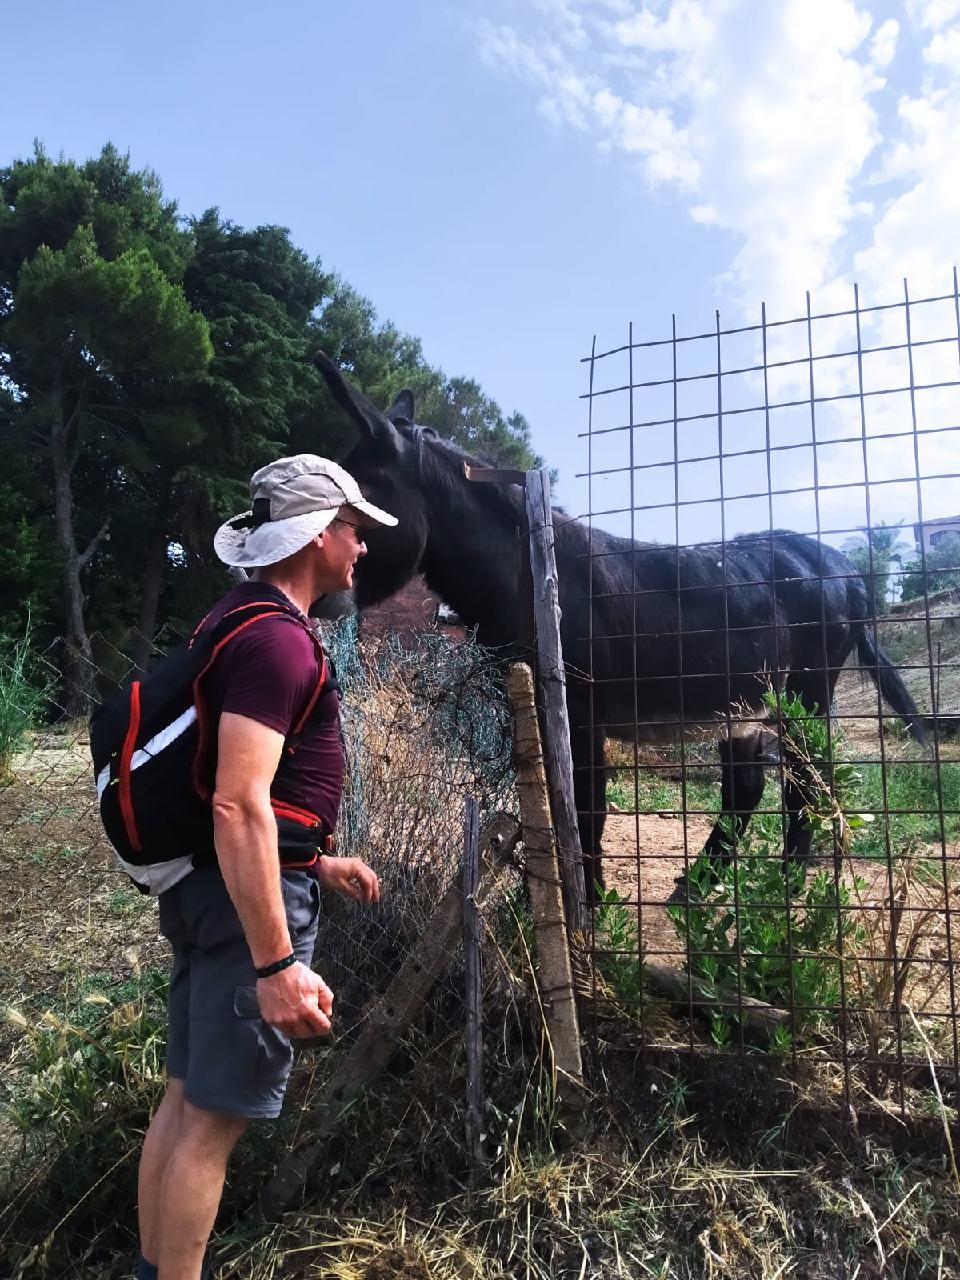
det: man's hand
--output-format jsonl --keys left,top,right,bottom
{"left": 318, "top": 856, "right": 380, "bottom": 904}
{"left": 256, "top": 961, "right": 334, "bottom": 1038}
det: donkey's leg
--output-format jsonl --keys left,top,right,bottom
{"left": 700, "top": 730, "right": 766, "bottom": 867}
{"left": 571, "top": 720, "right": 607, "bottom": 899}
{"left": 669, "top": 731, "right": 766, "bottom": 903}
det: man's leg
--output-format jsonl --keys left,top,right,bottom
{"left": 138, "top": 1077, "right": 186, "bottom": 1268}
{"left": 155, "top": 1099, "right": 248, "bottom": 1280}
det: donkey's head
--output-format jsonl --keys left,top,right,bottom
{"left": 313, "top": 351, "right": 430, "bottom": 610}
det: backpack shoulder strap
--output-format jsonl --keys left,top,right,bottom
{"left": 193, "top": 599, "right": 329, "bottom": 739}
{"left": 188, "top": 600, "right": 330, "bottom": 798}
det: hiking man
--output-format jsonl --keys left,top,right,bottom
{"left": 134, "top": 455, "right": 397, "bottom": 1280}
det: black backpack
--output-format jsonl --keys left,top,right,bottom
{"left": 90, "top": 598, "right": 329, "bottom": 895}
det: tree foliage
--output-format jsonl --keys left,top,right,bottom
{"left": 0, "top": 143, "right": 542, "bottom": 699}
{"left": 841, "top": 522, "right": 908, "bottom": 618}
{"left": 900, "top": 533, "right": 960, "bottom": 601}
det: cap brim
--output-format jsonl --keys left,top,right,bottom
{"left": 352, "top": 497, "right": 398, "bottom": 528}
{"left": 213, "top": 509, "right": 339, "bottom": 568}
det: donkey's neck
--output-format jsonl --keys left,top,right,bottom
{"left": 416, "top": 474, "right": 524, "bottom": 648}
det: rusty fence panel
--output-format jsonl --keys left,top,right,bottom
{"left": 578, "top": 275, "right": 960, "bottom": 1115}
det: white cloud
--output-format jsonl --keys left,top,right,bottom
{"left": 906, "top": 0, "right": 960, "bottom": 30}
{"left": 924, "top": 24, "right": 960, "bottom": 68}
{"left": 613, "top": 0, "right": 718, "bottom": 53}
{"left": 870, "top": 17, "right": 901, "bottom": 66}
{"left": 476, "top": 0, "right": 960, "bottom": 526}
{"left": 477, "top": 0, "right": 885, "bottom": 311}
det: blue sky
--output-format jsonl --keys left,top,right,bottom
{"left": 4, "top": 0, "right": 959, "bottom": 547}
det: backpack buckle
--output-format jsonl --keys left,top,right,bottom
{"left": 322, "top": 832, "right": 337, "bottom": 855}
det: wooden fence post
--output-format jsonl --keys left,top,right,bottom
{"left": 506, "top": 662, "right": 584, "bottom": 1094}
{"left": 525, "top": 468, "right": 588, "bottom": 932}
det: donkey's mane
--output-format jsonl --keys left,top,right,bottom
{"left": 403, "top": 422, "right": 636, "bottom": 596}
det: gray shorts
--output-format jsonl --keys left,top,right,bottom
{"left": 158, "top": 864, "right": 321, "bottom": 1119}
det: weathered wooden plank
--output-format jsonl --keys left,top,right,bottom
{"left": 525, "top": 467, "right": 588, "bottom": 932}
{"left": 260, "top": 812, "right": 521, "bottom": 1218}
{"left": 506, "top": 662, "right": 584, "bottom": 1092}
{"left": 643, "top": 962, "right": 790, "bottom": 1034}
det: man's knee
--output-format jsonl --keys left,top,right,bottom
{"left": 162, "top": 1076, "right": 186, "bottom": 1110}
{"left": 179, "top": 1099, "right": 249, "bottom": 1157}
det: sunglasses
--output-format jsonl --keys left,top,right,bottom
{"left": 331, "top": 515, "right": 366, "bottom": 534}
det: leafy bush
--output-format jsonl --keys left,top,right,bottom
{"left": 593, "top": 886, "right": 643, "bottom": 1008}
{"left": 667, "top": 689, "right": 869, "bottom": 1047}
{"left": 668, "top": 816, "right": 865, "bottom": 1047}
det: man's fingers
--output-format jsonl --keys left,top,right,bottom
{"left": 353, "top": 869, "right": 380, "bottom": 903}
{"left": 292, "top": 1008, "right": 331, "bottom": 1038}
{"left": 315, "top": 980, "right": 334, "bottom": 1017}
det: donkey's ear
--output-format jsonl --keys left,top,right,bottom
{"left": 386, "top": 389, "right": 415, "bottom": 426}
{"left": 313, "top": 351, "right": 402, "bottom": 456}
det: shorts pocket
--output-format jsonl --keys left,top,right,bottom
{"left": 281, "top": 874, "right": 321, "bottom": 943}
{"left": 233, "top": 984, "right": 261, "bottom": 1019}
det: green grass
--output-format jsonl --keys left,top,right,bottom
{"left": 853, "top": 759, "right": 960, "bottom": 856}
{"left": 613, "top": 748, "right": 960, "bottom": 861}
{"left": 607, "top": 768, "right": 720, "bottom": 815}
{"left": 1, "top": 966, "right": 168, "bottom": 1273}
{"left": 0, "top": 622, "right": 49, "bottom": 782}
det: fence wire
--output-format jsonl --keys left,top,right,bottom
{"left": 579, "top": 276, "right": 960, "bottom": 1115}
{"left": 0, "top": 623, "right": 546, "bottom": 1211}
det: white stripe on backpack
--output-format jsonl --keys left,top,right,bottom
{"left": 96, "top": 705, "right": 198, "bottom": 799}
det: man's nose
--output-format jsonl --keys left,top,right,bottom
{"left": 357, "top": 539, "right": 367, "bottom": 557}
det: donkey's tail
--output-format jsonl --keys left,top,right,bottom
{"left": 856, "top": 628, "right": 928, "bottom": 745}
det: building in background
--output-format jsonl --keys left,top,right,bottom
{"left": 913, "top": 515, "right": 960, "bottom": 553}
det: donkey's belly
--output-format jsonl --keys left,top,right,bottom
{"left": 602, "top": 708, "right": 770, "bottom": 745}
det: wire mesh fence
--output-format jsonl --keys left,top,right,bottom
{"left": 578, "top": 275, "right": 960, "bottom": 1112}
{"left": 0, "top": 621, "right": 551, "bottom": 1252}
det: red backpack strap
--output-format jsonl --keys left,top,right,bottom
{"left": 190, "top": 605, "right": 309, "bottom": 799}
{"left": 286, "top": 623, "right": 328, "bottom": 744}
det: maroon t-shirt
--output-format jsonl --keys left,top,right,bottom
{"left": 199, "top": 582, "right": 344, "bottom": 836}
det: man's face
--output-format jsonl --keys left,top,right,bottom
{"left": 320, "top": 506, "right": 369, "bottom": 590}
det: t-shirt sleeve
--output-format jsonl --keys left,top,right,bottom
{"left": 206, "top": 616, "right": 320, "bottom": 737}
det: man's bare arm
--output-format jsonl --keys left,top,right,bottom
{"left": 213, "top": 711, "right": 332, "bottom": 1037}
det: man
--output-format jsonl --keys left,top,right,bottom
{"left": 135, "top": 455, "right": 398, "bottom": 1280}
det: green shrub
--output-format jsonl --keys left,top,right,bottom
{"left": 667, "top": 690, "right": 869, "bottom": 1047}
{"left": 594, "top": 886, "right": 643, "bottom": 1008}
{"left": 668, "top": 816, "right": 865, "bottom": 1047}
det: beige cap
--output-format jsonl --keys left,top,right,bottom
{"left": 214, "top": 454, "right": 397, "bottom": 568}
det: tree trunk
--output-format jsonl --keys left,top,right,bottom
{"left": 49, "top": 418, "right": 102, "bottom": 718}
{"left": 133, "top": 519, "right": 168, "bottom": 675}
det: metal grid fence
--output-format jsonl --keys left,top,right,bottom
{"left": 578, "top": 274, "right": 960, "bottom": 1111}
{"left": 0, "top": 623, "right": 531, "bottom": 1201}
